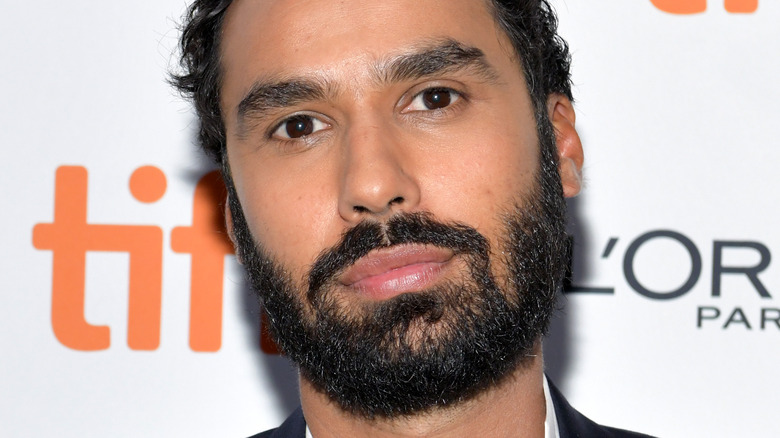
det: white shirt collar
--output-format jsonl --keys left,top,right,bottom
{"left": 544, "top": 376, "right": 561, "bottom": 438}
{"left": 305, "top": 378, "right": 560, "bottom": 438}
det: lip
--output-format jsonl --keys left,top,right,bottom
{"left": 338, "top": 244, "right": 455, "bottom": 300}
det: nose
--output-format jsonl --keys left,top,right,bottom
{"left": 337, "top": 121, "right": 421, "bottom": 223}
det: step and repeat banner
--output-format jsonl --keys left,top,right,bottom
{"left": 2, "top": 1, "right": 778, "bottom": 437}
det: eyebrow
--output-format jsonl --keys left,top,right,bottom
{"left": 236, "top": 78, "right": 329, "bottom": 135}
{"left": 235, "top": 39, "right": 498, "bottom": 134}
{"left": 381, "top": 39, "right": 498, "bottom": 84}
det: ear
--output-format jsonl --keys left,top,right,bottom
{"left": 224, "top": 198, "right": 243, "bottom": 264}
{"left": 547, "top": 94, "right": 584, "bottom": 198}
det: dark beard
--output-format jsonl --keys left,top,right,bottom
{"left": 226, "top": 117, "right": 568, "bottom": 419}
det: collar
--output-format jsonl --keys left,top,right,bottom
{"left": 544, "top": 376, "right": 561, "bottom": 438}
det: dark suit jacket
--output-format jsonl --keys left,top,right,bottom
{"left": 249, "top": 380, "right": 654, "bottom": 438}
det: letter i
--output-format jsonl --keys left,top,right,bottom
{"left": 650, "top": 0, "right": 706, "bottom": 14}
{"left": 725, "top": 0, "right": 757, "bottom": 13}
{"left": 172, "top": 171, "right": 234, "bottom": 352}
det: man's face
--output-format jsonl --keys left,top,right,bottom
{"left": 219, "top": 0, "right": 572, "bottom": 417}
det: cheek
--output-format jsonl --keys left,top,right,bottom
{"left": 233, "top": 164, "right": 337, "bottom": 281}
{"left": 419, "top": 127, "right": 540, "bottom": 238}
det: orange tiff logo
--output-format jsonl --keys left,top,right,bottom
{"left": 651, "top": 0, "right": 758, "bottom": 13}
{"left": 32, "top": 165, "right": 279, "bottom": 354}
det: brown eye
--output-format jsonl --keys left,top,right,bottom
{"left": 422, "top": 88, "right": 452, "bottom": 109}
{"left": 284, "top": 115, "right": 314, "bottom": 138}
{"left": 272, "top": 114, "right": 328, "bottom": 140}
{"left": 407, "top": 87, "right": 461, "bottom": 112}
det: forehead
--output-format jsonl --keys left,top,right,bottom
{"left": 219, "top": 0, "right": 514, "bottom": 108}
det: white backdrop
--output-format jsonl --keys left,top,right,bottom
{"left": 2, "top": 1, "right": 778, "bottom": 437}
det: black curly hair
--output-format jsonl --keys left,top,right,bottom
{"left": 171, "top": 0, "right": 572, "bottom": 165}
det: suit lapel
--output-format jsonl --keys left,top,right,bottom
{"left": 547, "top": 378, "right": 608, "bottom": 438}
{"left": 269, "top": 406, "right": 306, "bottom": 438}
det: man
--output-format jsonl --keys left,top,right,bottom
{"left": 173, "top": 0, "right": 652, "bottom": 436}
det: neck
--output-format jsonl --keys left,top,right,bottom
{"left": 300, "top": 345, "right": 547, "bottom": 438}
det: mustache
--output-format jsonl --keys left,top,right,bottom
{"left": 307, "top": 212, "right": 490, "bottom": 303}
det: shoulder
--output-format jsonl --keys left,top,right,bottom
{"left": 247, "top": 407, "right": 306, "bottom": 438}
{"left": 547, "top": 379, "right": 657, "bottom": 438}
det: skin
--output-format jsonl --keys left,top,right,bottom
{"left": 219, "top": 0, "right": 583, "bottom": 436}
